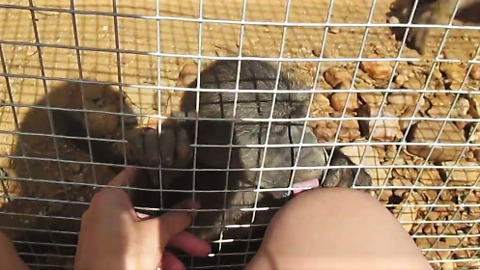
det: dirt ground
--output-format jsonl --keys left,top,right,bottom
{"left": 0, "top": 0, "right": 480, "bottom": 269}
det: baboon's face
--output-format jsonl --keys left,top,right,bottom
{"left": 248, "top": 124, "right": 327, "bottom": 198}
{"left": 69, "top": 84, "right": 137, "bottom": 137}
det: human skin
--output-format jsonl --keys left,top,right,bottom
{"left": 0, "top": 230, "right": 31, "bottom": 270}
{"left": 246, "top": 188, "right": 433, "bottom": 270}
{"left": 73, "top": 167, "right": 211, "bottom": 270}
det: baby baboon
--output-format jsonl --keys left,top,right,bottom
{"left": 1, "top": 81, "right": 139, "bottom": 267}
{"left": 406, "top": 0, "right": 479, "bottom": 54}
{"left": 128, "top": 60, "right": 372, "bottom": 244}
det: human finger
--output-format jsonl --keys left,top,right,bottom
{"left": 88, "top": 186, "right": 133, "bottom": 214}
{"left": 167, "top": 231, "right": 211, "bottom": 257}
{"left": 107, "top": 167, "right": 139, "bottom": 187}
{"left": 161, "top": 251, "right": 185, "bottom": 270}
{"left": 138, "top": 199, "right": 199, "bottom": 249}
{"left": 89, "top": 168, "right": 139, "bottom": 213}
{"left": 138, "top": 210, "right": 192, "bottom": 250}
{"left": 89, "top": 167, "right": 139, "bottom": 212}
{"left": 172, "top": 198, "right": 201, "bottom": 210}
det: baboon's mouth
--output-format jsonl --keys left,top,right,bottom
{"left": 286, "top": 124, "right": 321, "bottom": 197}
{"left": 291, "top": 178, "right": 320, "bottom": 196}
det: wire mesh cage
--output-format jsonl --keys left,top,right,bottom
{"left": 0, "top": 0, "right": 480, "bottom": 269}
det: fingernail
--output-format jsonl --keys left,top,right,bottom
{"left": 135, "top": 211, "right": 151, "bottom": 220}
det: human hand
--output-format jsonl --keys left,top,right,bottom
{"left": 0, "top": 230, "right": 31, "bottom": 270}
{"left": 74, "top": 167, "right": 211, "bottom": 270}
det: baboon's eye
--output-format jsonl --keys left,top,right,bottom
{"left": 91, "top": 98, "right": 105, "bottom": 107}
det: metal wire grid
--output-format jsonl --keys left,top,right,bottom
{"left": 0, "top": 0, "right": 478, "bottom": 269}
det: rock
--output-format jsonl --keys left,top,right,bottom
{"left": 328, "top": 27, "right": 340, "bottom": 34}
{"left": 452, "top": 222, "right": 468, "bottom": 232}
{"left": 475, "top": 149, "right": 480, "bottom": 162}
{"left": 454, "top": 97, "right": 470, "bottom": 117}
{"left": 339, "top": 145, "right": 388, "bottom": 186}
{"left": 433, "top": 241, "right": 451, "bottom": 260}
{"left": 407, "top": 120, "right": 466, "bottom": 162}
{"left": 330, "top": 92, "right": 359, "bottom": 112}
{"left": 458, "top": 260, "right": 480, "bottom": 269}
{"left": 471, "top": 64, "right": 480, "bottom": 80}
{"left": 311, "top": 93, "right": 334, "bottom": 116}
{"left": 409, "top": 191, "right": 426, "bottom": 207}
{"left": 403, "top": 78, "right": 423, "bottom": 90}
{"left": 440, "top": 190, "right": 453, "bottom": 201}
{"left": 387, "top": 92, "right": 424, "bottom": 113}
{"left": 419, "top": 168, "right": 443, "bottom": 186}
{"left": 385, "top": 156, "right": 418, "bottom": 180}
{"left": 422, "top": 190, "right": 439, "bottom": 204}
{"left": 378, "top": 189, "right": 393, "bottom": 203}
{"left": 415, "top": 238, "right": 435, "bottom": 249}
{"left": 468, "top": 93, "right": 480, "bottom": 118}
{"left": 438, "top": 235, "right": 462, "bottom": 247}
{"left": 415, "top": 238, "right": 440, "bottom": 269}
{"left": 398, "top": 107, "right": 418, "bottom": 131}
{"left": 312, "top": 47, "right": 322, "bottom": 57}
{"left": 392, "top": 179, "right": 409, "bottom": 189}
{"left": 394, "top": 74, "right": 407, "bottom": 87}
{"left": 310, "top": 94, "right": 337, "bottom": 143}
{"left": 426, "top": 93, "right": 452, "bottom": 118}
{"left": 439, "top": 63, "right": 467, "bottom": 90}
{"left": 324, "top": 67, "right": 351, "bottom": 89}
{"left": 470, "top": 225, "right": 479, "bottom": 235}
{"left": 394, "top": 204, "right": 417, "bottom": 232}
{"left": 468, "top": 207, "right": 480, "bottom": 219}
{"left": 422, "top": 223, "right": 436, "bottom": 235}
{"left": 439, "top": 63, "right": 465, "bottom": 81}
{"left": 358, "top": 104, "right": 403, "bottom": 142}
{"left": 359, "top": 93, "right": 383, "bottom": 105}
{"left": 441, "top": 160, "right": 480, "bottom": 186}
{"left": 437, "top": 224, "right": 456, "bottom": 236}
{"left": 470, "top": 125, "right": 480, "bottom": 144}
{"left": 428, "top": 211, "right": 440, "bottom": 221}
{"left": 311, "top": 93, "right": 361, "bottom": 143}
{"left": 395, "top": 66, "right": 424, "bottom": 89}
{"left": 385, "top": 145, "right": 397, "bottom": 159}
{"left": 313, "top": 120, "right": 338, "bottom": 143}
{"left": 440, "top": 261, "right": 456, "bottom": 270}
{"left": 360, "top": 61, "right": 393, "bottom": 80}
{"left": 331, "top": 112, "right": 361, "bottom": 141}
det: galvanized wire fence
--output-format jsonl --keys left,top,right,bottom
{"left": 0, "top": 0, "right": 479, "bottom": 269}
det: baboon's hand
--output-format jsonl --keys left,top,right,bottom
{"left": 127, "top": 127, "right": 160, "bottom": 167}
{"left": 158, "top": 120, "right": 193, "bottom": 169}
{"left": 406, "top": 0, "right": 438, "bottom": 55}
{"left": 126, "top": 121, "right": 192, "bottom": 188}
{"left": 407, "top": 0, "right": 464, "bottom": 54}
{"left": 322, "top": 150, "right": 372, "bottom": 188}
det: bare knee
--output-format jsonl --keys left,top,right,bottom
{"left": 270, "top": 188, "right": 391, "bottom": 229}
{"left": 247, "top": 188, "right": 432, "bottom": 270}
{"left": 283, "top": 188, "right": 381, "bottom": 215}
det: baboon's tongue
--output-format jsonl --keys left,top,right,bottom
{"left": 292, "top": 178, "right": 320, "bottom": 196}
